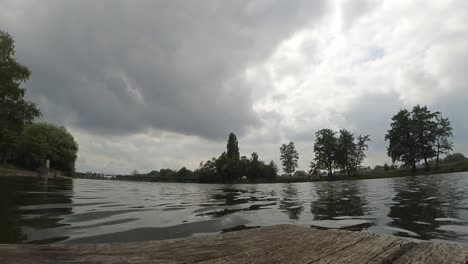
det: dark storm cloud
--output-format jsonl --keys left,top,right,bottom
{"left": 2, "top": 0, "right": 328, "bottom": 139}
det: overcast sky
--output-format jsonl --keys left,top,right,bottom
{"left": 1, "top": 0, "right": 467, "bottom": 174}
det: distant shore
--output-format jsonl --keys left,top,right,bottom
{"left": 75, "top": 160, "right": 468, "bottom": 184}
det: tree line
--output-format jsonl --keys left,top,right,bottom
{"left": 140, "top": 103, "right": 456, "bottom": 183}
{"left": 146, "top": 133, "right": 279, "bottom": 182}
{"left": 278, "top": 129, "right": 370, "bottom": 178}
{"left": 0, "top": 30, "right": 78, "bottom": 175}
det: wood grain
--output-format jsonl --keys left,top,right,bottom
{"left": 0, "top": 225, "right": 466, "bottom": 263}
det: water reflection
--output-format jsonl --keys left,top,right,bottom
{"left": 279, "top": 184, "right": 304, "bottom": 220}
{"left": 388, "top": 175, "right": 467, "bottom": 241}
{"left": 0, "top": 173, "right": 467, "bottom": 244}
{"left": 311, "top": 182, "right": 368, "bottom": 219}
{"left": 309, "top": 181, "right": 372, "bottom": 230}
{"left": 0, "top": 177, "right": 73, "bottom": 243}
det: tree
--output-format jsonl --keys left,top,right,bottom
{"left": 350, "top": 134, "right": 370, "bottom": 175}
{"left": 385, "top": 109, "right": 419, "bottom": 171}
{"left": 383, "top": 163, "right": 390, "bottom": 171}
{"left": 15, "top": 123, "right": 78, "bottom": 174}
{"left": 0, "top": 30, "right": 41, "bottom": 162}
{"left": 336, "top": 129, "right": 355, "bottom": 176}
{"left": 226, "top": 132, "right": 240, "bottom": 160}
{"left": 444, "top": 153, "right": 465, "bottom": 163}
{"left": 386, "top": 105, "right": 452, "bottom": 172}
{"left": 412, "top": 105, "right": 437, "bottom": 169}
{"left": 248, "top": 152, "right": 260, "bottom": 179}
{"left": 314, "top": 129, "right": 337, "bottom": 177}
{"left": 434, "top": 114, "right": 453, "bottom": 169}
{"left": 268, "top": 160, "right": 278, "bottom": 178}
{"left": 279, "top": 141, "right": 299, "bottom": 176}
{"left": 131, "top": 170, "right": 139, "bottom": 176}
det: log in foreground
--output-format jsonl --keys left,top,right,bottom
{"left": 1, "top": 225, "right": 467, "bottom": 264}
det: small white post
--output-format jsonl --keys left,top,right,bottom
{"left": 46, "top": 159, "right": 50, "bottom": 177}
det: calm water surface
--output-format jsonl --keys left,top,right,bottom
{"left": 1, "top": 173, "right": 467, "bottom": 244}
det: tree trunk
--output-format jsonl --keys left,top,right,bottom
{"left": 424, "top": 158, "right": 429, "bottom": 170}
{"left": 411, "top": 162, "right": 417, "bottom": 173}
{"left": 435, "top": 144, "right": 440, "bottom": 170}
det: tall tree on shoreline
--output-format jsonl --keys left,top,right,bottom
{"left": 351, "top": 134, "right": 370, "bottom": 175}
{"left": 385, "top": 105, "right": 453, "bottom": 172}
{"left": 0, "top": 30, "right": 41, "bottom": 162}
{"left": 280, "top": 141, "right": 299, "bottom": 176}
{"left": 412, "top": 105, "right": 437, "bottom": 169}
{"left": 314, "top": 129, "right": 337, "bottom": 177}
{"left": 434, "top": 114, "right": 453, "bottom": 169}
{"left": 336, "top": 129, "right": 355, "bottom": 176}
{"left": 386, "top": 109, "right": 418, "bottom": 171}
{"left": 226, "top": 132, "right": 240, "bottom": 160}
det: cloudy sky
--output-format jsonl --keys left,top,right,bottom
{"left": 1, "top": 0, "right": 467, "bottom": 174}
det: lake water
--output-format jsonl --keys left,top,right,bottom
{"left": 1, "top": 172, "right": 467, "bottom": 244}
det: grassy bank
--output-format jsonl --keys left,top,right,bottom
{"left": 0, "top": 163, "right": 71, "bottom": 179}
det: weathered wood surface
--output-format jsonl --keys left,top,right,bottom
{"left": 0, "top": 225, "right": 467, "bottom": 264}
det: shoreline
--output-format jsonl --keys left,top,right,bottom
{"left": 0, "top": 166, "right": 72, "bottom": 180}
{"left": 76, "top": 167, "right": 468, "bottom": 184}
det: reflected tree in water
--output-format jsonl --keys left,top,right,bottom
{"left": 0, "top": 177, "right": 74, "bottom": 243}
{"left": 279, "top": 184, "right": 304, "bottom": 220}
{"left": 310, "top": 181, "right": 368, "bottom": 220}
{"left": 200, "top": 187, "right": 276, "bottom": 219}
{"left": 388, "top": 176, "right": 464, "bottom": 240}
{"left": 0, "top": 178, "right": 26, "bottom": 243}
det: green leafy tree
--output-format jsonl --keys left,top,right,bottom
{"left": 385, "top": 109, "right": 419, "bottom": 171}
{"left": 280, "top": 141, "right": 299, "bottom": 176}
{"left": 336, "top": 129, "right": 355, "bottom": 176}
{"left": 0, "top": 30, "right": 41, "bottom": 162}
{"left": 248, "top": 152, "right": 260, "bottom": 179}
{"left": 383, "top": 163, "right": 390, "bottom": 171}
{"left": 412, "top": 105, "right": 437, "bottom": 169}
{"left": 226, "top": 132, "right": 240, "bottom": 160}
{"left": 267, "top": 160, "right": 278, "bottom": 178}
{"left": 16, "top": 123, "right": 78, "bottom": 175}
{"left": 434, "top": 114, "right": 453, "bottom": 169}
{"left": 386, "top": 105, "right": 451, "bottom": 171}
{"left": 314, "top": 129, "right": 337, "bottom": 177}
{"left": 444, "top": 153, "right": 465, "bottom": 163}
{"left": 350, "top": 134, "right": 370, "bottom": 175}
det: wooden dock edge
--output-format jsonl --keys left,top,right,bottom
{"left": 0, "top": 225, "right": 467, "bottom": 263}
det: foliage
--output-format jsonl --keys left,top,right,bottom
{"left": 0, "top": 30, "right": 41, "bottom": 162}
{"left": 313, "top": 129, "right": 337, "bottom": 177}
{"left": 434, "top": 115, "right": 453, "bottom": 168}
{"left": 226, "top": 132, "right": 240, "bottom": 160}
{"left": 385, "top": 108, "right": 419, "bottom": 171}
{"left": 443, "top": 153, "right": 465, "bottom": 163}
{"left": 383, "top": 163, "right": 390, "bottom": 171}
{"left": 314, "top": 129, "right": 370, "bottom": 177}
{"left": 189, "top": 134, "right": 278, "bottom": 182}
{"left": 412, "top": 105, "right": 437, "bottom": 169}
{"left": 15, "top": 123, "right": 78, "bottom": 175}
{"left": 385, "top": 105, "right": 453, "bottom": 171}
{"left": 279, "top": 141, "right": 299, "bottom": 176}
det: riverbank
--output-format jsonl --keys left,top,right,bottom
{"left": 1, "top": 225, "right": 467, "bottom": 263}
{"left": 0, "top": 164, "right": 71, "bottom": 180}
{"left": 76, "top": 160, "right": 468, "bottom": 184}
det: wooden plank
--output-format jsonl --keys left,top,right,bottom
{"left": 0, "top": 224, "right": 467, "bottom": 264}
{"left": 394, "top": 241, "right": 468, "bottom": 264}
{"left": 198, "top": 229, "right": 415, "bottom": 264}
